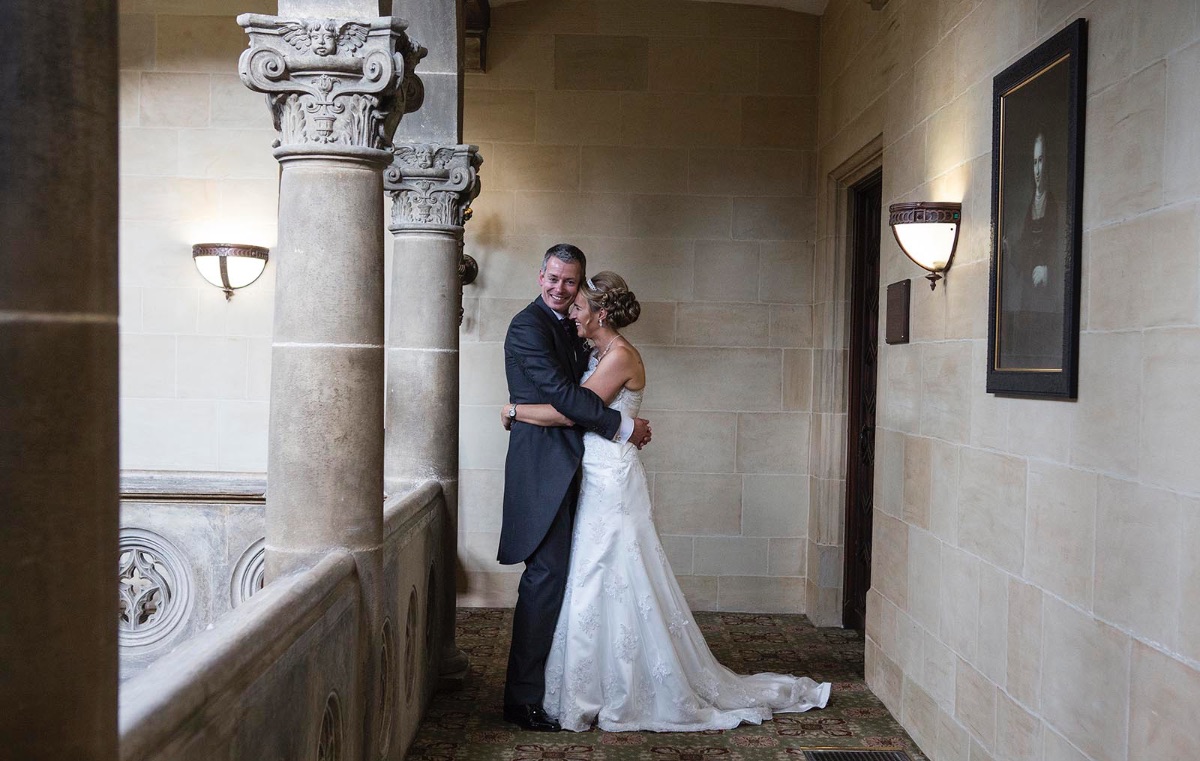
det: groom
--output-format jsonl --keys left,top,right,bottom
{"left": 499, "top": 243, "right": 651, "bottom": 731}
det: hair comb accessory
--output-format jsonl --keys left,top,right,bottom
{"left": 586, "top": 277, "right": 596, "bottom": 289}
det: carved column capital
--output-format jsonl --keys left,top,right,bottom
{"left": 237, "top": 13, "right": 426, "bottom": 159}
{"left": 384, "top": 143, "right": 482, "bottom": 232}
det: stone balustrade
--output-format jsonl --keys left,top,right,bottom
{"left": 119, "top": 482, "right": 447, "bottom": 761}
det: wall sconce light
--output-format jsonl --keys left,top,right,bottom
{"left": 888, "top": 201, "right": 961, "bottom": 290}
{"left": 192, "top": 243, "right": 270, "bottom": 301}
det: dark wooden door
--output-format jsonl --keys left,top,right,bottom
{"left": 843, "top": 170, "right": 882, "bottom": 632}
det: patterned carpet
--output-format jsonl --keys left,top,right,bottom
{"left": 406, "top": 608, "right": 927, "bottom": 761}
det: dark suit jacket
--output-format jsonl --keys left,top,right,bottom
{"left": 497, "top": 296, "right": 621, "bottom": 565}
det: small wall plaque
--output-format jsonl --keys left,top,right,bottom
{"left": 886, "top": 279, "right": 910, "bottom": 345}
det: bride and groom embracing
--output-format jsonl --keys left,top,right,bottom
{"left": 497, "top": 243, "right": 831, "bottom": 734}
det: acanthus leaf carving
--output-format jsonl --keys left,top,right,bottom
{"left": 385, "top": 143, "right": 482, "bottom": 230}
{"left": 237, "top": 13, "right": 427, "bottom": 153}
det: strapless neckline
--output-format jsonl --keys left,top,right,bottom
{"left": 581, "top": 354, "right": 643, "bottom": 419}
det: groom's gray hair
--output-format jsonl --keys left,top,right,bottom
{"left": 542, "top": 243, "right": 587, "bottom": 274}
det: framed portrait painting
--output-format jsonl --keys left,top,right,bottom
{"left": 987, "top": 18, "right": 1087, "bottom": 398}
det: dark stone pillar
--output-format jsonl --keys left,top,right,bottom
{"left": 0, "top": 1, "right": 120, "bottom": 758}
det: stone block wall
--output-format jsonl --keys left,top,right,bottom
{"left": 455, "top": 0, "right": 821, "bottom": 611}
{"left": 818, "top": 1, "right": 1200, "bottom": 760}
{"left": 115, "top": 0, "right": 821, "bottom": 614}
{"left": 117, "top": 1, "right": 278, "bottom": 472}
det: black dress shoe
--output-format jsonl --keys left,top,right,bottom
{"left": 503, "top": 704, "right": 562, "bottom": 732}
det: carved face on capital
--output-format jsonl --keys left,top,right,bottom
{"left": 310, "top": 19, "right": 338, "bottom": 56}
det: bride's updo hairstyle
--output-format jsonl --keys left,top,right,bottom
{"left": 580, "top": 271, "right": 641, "bottom": 329}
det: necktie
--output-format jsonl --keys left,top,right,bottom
{"left": 561, "top": 318, "right": 578, "bottom": 363}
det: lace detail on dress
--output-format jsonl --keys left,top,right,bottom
{"left": 579, "top": 603, "right": 600, "bottom": 637}
{"left": 587, "top": 517, "right": 606, "bottom": 545}
{"left": 633, "top": 679, "right": 653, "bottom": 714}
{"left": 651, "top": 660, "right": 673, "bottom": 684}
{"left": 546, "top": 663, "right": 564, "bottom": 696}
{"left": 694, "top": 670, "right": 721, "bottom": 702}
{"left": 603, "top": 573, "right": 628, "bottom": 600}
{"left": 628, "top": 539, "right": 642, "bottom": 562}
{"left": 542, "top": 352, "right": 831, "bottom": 733}
{"left": 672, "top": 692, "right": 699, "bottom": 712}
{"left": 567, "top": 657, "right": 594, "bottom": 703}
{"left": 615, "top": 625, "right": 639, "bottom": 663}
{"left": 668, "top": 611, "right": 691, "bottom": 638}
{"left": 603, "top": 670, "right": 619, "bottom": 698}
{"left": 637, "top": 593, "right": 653, "bottom": 621}
{"left": 580, "top": 354, "right": 644, "bottom": 420}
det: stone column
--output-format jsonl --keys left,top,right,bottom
{"left": 384, "top": 143, "right": 480, "bottom": 686}
{"left": 0, "top": 2, "right": 119, "bottom": 759}
{"left": 385, "top": 0, "right": 475, "bottom": 690}
{"left": 238, "top": 10, "right": 423, "bottom": 758}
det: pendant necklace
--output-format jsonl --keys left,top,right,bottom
{"left": 596, "top": 334, "right": 621, "bottom": 361}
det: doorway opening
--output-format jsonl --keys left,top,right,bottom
{"left": 842, "top": 169, "right": 882, "bottom": 632}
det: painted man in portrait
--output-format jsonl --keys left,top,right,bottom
{"left": 1000, "top": 130, "right": 1067, "bottom": 369}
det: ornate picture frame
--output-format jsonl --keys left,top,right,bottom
{"left": 987, "top": 18, "right": 1087, "bottom": 399}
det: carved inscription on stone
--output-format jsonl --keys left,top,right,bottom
{"left": 238, "top": 14, "right": 426, "bottom": 152}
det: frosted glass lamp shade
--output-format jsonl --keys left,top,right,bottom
{"left": 888, "top": 202, "right": 961, "bottom": 290}
{"left": 191, "top": 243, "right": 269, "bottom": 300}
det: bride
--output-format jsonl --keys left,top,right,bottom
{"left": 501, "top": 271, "right": 831, "bottom": 732}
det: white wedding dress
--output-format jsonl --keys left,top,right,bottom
{"left": 542, "top": 356, "right": 831, "bottom": 732}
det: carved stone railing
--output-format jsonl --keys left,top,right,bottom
{"left": 121, "top": 470, "right": 266, "bottom": 503}
{"left": 118, "top": 483, "right": 448, "bottom": 761}
{"left": 116, "top": 472, "right": 268, "bottom": 679}
{"left": 119, "top": 550, "right": 359, "bottom": 761}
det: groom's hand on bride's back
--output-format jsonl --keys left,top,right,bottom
{"left": 632, "top": 417, "right": 652, "bottom": 449}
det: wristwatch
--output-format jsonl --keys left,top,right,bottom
{"left": 508, "top": 404, "right": 518, "bottom": 420}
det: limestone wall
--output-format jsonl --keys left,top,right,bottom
{"left": 817, "top": 1, "right": 1200, "bottom": 760}
{"left": 117, "top": 1, "right": 278, "bottom": 472}
{"left": 456, "top": 0, "right": 822, "bottom": 612}
{"left": 116, "top": 0, "right": 823, "bottom": 614}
